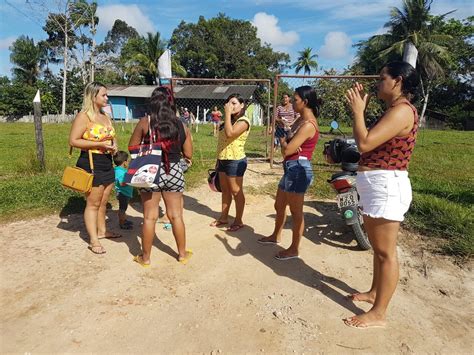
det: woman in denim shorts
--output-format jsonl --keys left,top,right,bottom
{"left": 210, "top": 93, "right": 251, "bottom": 232}
{"left": 343, "top": 61, "right": 419, "bottom": 329}
{"left": 258, "top": 86, "right": 321, "bottom": 260}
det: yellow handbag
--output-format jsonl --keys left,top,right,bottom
{"left": 61, "top": 149, "right": 94, "bottom": 193}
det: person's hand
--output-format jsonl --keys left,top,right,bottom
{"left": 102, "top": 140, "right": 116, "bottom": 153}
{"left": 184, "top": 158, "right": 192, "bottom": 167}
{"left": 224, "top": 102, "right": 233, "bottom": 117}
{"left": 345, "top": 82, "right": 371, "bottom": 117}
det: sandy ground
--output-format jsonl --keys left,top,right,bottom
{"left": 1, "top": 162, "right": 473, "bottom": 354}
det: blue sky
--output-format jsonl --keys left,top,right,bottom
{"left": 0, "top": 0, "right": 472, "bottom": 77}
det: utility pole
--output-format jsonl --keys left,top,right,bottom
{"left": 33, "top": 90, "right": 45, "bottom": 170}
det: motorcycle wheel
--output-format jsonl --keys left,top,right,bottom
{"left": 352, "top": 210, "right": 371, "bottom": 250}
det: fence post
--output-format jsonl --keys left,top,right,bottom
{"left": 33, "top": 90, "right": 45, "bottom": 170}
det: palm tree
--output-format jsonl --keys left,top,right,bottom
{"left": 9, "top": 36, "right": 46, "bottom": 85}
{"left": 293, "top": 47, "right": 318, "bottom": 76}
{"left": 125, "top": 32, "right": 186, "bottom": 84}
{"left": 369, "top": 0, "right": 453, "bottom": 124}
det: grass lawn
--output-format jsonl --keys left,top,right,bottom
{"left": 0, "top": 122, "right": 472, "bottom": 257}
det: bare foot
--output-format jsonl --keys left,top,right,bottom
{"left": 343, "top": 310, "right": 387, "bottom": 329}
{"left": 348, "top": 291, "right": 376, "bottom": 304}
{"left": 178, "top": 250, "right": 193, "bottom": 265}
{"left": 274, "top": 248, "right": 299, "bottom": 260}
{"left": 210, "top": 220, "right": 228, "bottom": 227}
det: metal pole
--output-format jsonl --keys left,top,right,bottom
{"left": 270, "top": 75, "right": 279, "bottom": 169}
{"left": 33, "top": 90, "right": 45, "bottom": 170}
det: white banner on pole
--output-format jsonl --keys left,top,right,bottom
{"left": 158, "top": 49, "right": 172, "bottom": 79}
{"left": 403, "top": 42, "right": 418, "bottom": 68}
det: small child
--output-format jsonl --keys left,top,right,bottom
{"left": 113, "top": 151, "right": 134, "bottom": 230}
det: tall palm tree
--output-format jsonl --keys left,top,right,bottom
{"left": 293, "top": 47, "right": 318, "bottom": 76}
{"left": 369, "top": 0, "right": 453, "bottom": 124}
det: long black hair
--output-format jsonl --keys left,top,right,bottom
{"left": 294, "top": 85, "right": 323, "bottom": 117}
{"left": 384, "top": 61, "right": 419, "bottom": 98}
{"left": 148, "top": 86, "right": 179, "bottom": 142}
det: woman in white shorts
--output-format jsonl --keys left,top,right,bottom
{"left": 343, "top": 61, "right": 419, "bottom": 329}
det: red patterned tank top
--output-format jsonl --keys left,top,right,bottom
{"left": 359, "top": 100, "right": 418, "bottom": 171}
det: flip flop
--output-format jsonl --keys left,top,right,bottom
{"left": 227, "top": 224, "right": 244, "bottom": 232}
{"left": 133, "top": 255, "right": 151, "bottom": 268}
{"left": 163, "top": 223, "right": 172, "bottom": 230}
{"left": 274, "top": 253, "right": 299, "bottom": 261}
{"left": 178, "top": 250, "right": 193, "bottom": 265}
{"left": 88, "top": 244, "right": 106, "bottom": 254}
{"left": 257, "top": 238, "right": 280, "bottom": 245}
{"left": 210, "top": 220, "right": 228, "bottom": 227}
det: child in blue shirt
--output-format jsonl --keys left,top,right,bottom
{"left": 114, "top": 151, "right": 134, "bottom": 230}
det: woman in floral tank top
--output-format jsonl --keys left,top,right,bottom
{"left": 343, "top": 62, "right": 419, "bottom": 329}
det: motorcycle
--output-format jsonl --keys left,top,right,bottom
{"left": 323, "top": 121, "right": 371, "bottom": 250}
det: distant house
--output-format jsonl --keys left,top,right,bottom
{"left": 107, "top": 84, "right": 265, "bottom": 125}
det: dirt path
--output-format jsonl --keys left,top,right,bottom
{"left": 1, "top": 163, "right": 472, "bottom": 353}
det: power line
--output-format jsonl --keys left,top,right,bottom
{"left": 3, "top": 0, "right": 45, "bottom": 30}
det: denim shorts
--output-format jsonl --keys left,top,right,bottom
{"left": 216, "top": 158, "right": 247, "bottom": 177}
{"left": 278, "top": 158, "right": 313, "bottom": 194}
{"left": 275, "top": 126, "right": 287, "bottom": 138}
{"left": 356, "top": 170, "right": 412, "bottom": 222}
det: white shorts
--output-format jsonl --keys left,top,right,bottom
{"left": 356, "top": 170, "right": 412, "bottom": 222}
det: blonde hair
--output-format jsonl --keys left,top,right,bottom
{"left": 82, "top": 81, "right": 106, "bottom": 120}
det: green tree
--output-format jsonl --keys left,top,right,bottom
{"left": 9, "top": 36, "right": 46, "bottom": 85}
{"left": 293, "top": 47, "right": 318, "bottom": 75}
{"left": 122, "top": 32, "right": 186, "bottom": 84}
{"left": 353, "top": 0, "right": 453, "bottom": 125}
{"left": 169, "top": 14, "right": 289, "bottom": 78}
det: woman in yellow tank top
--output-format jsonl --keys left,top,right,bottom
{"left": 210, "top": 93, "right": 251, "bottom": 232}
{"left": 69, "top": 82, "right": 119, "bottom": 254}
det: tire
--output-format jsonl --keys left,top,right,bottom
{"left": 351, "top": 211, "right": 371, "bottom": 250}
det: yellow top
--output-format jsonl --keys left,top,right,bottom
{"left": 216, "top": 116, "right": 251, "bottom": 160}
{"left": 82, "top": 121, "right": 116, "bottom": 154}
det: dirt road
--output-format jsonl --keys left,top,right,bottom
{"left": 1, "top": 163, "right": 472, "bottom": 353}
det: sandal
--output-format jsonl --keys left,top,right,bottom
{"left": 227, "top": 224, "right": 244, "bottom": 232}
{"left": 178, "top": 250, "right": 193, "bottom": 265}
{"left": 163, "top": 223, "right": 172, "bottom": 230}
{"left": 133, "top": 255, "right": 151, "bottom": 268}
{"left": 88, "top": 244, "right": 106, "bottom": 254}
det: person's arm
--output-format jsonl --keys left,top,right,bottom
{"left": 346, "top": 83, "right": 413, "bottom": 153}
{"left": 69, "top": 112, "right": 114, "bottom": 151}
{"left": 182, "top": 124, "right": 193, "bottom": 162}
{"left": 223, "top": 102, "right": 249, "bottom": 139}
{"left": 128, "top": 117, "right": 147, "bottom": 147}
{"left": 280, "top": 122, "right": 315, "bottom": 158}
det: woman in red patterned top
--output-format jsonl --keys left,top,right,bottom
{"left": 343, "top": 61, "right": 419, "bottom": 329}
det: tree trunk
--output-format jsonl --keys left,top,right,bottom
{"left": 419, "top": 82, "right": 431, "bottom": 127}
{"left": 91, "top": 22, "right": 96, "bottom": 82}
{"left": 62, "top": 22, "right": 68, "bottom": 120}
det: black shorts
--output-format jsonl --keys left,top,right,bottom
{"left": 76, "top": 151, "right": 115, "bottom": 187}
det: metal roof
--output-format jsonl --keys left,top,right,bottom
{"left": 108, "top": 85, "right": 258, "bottom": 100}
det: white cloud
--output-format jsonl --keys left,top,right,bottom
{"left": 319, "top": 32, "right": 352, "bottom": 59}
{"left": 251, "top": 12, "right": 299, "bottom": 51}
{"left": 0, "top": 36, "right": 16, "bottom": 50}
{"left": 97, "top": 5, "right": 155, "bottom": 35}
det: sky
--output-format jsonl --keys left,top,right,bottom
{"left": 0, "top": 0, "right": 472, "bottom": 77}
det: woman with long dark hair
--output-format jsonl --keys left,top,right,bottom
{"left": 210, "top": 93, "right": 251, "bottom": 232}
{"left": 343, "top": 61, "right": 419, "bottom": 328}
{"left": 258, "top": 86, "right": 321, "bottom": 260}
{"left": 129, "top": 86, "right": 193, "bottom": 267}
